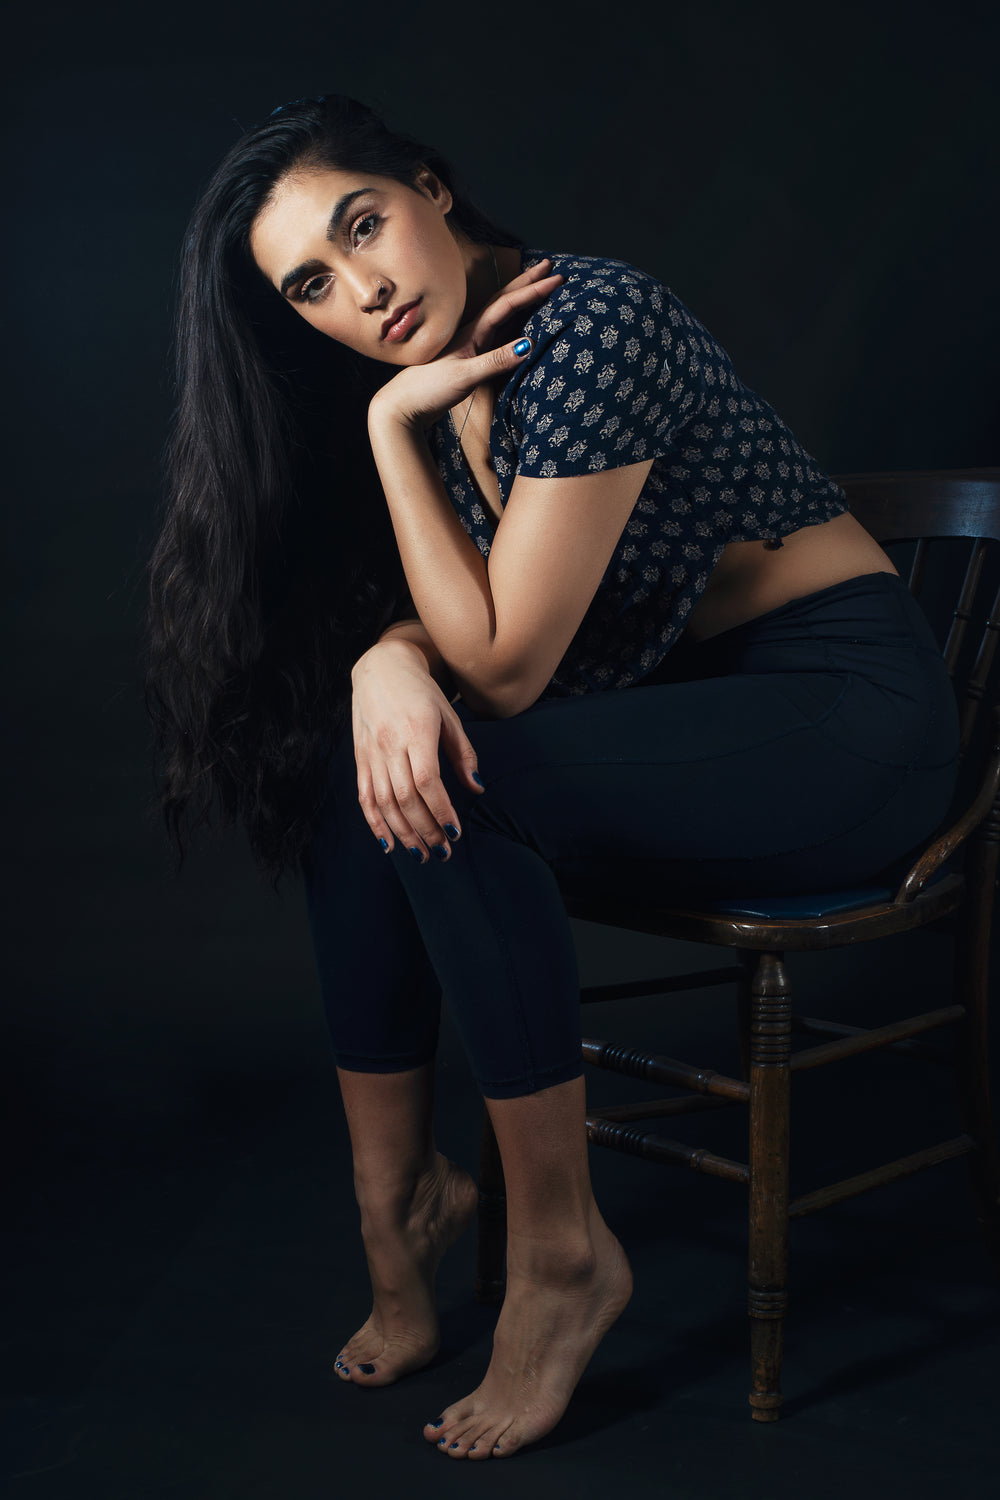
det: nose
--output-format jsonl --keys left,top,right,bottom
{"left": 358, "top": 274, "right": 391, "bottom": 313}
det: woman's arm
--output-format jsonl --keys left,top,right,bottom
{"left": 351, "top": 626, "right": 482, "bottom": 861}
{"left": 368, "top": 393, "right": 652, "bottom": 717}
{"left": 372, "top": 615, "right": 455, "bottom": 695}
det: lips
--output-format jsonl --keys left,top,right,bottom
{"left": 381, "top": 299, "right": 422, "bottom": 343}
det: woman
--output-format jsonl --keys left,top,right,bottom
{"left": 148, "top": 95, "right": 960, "bottom": 1459}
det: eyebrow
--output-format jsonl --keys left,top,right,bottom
{"left": 278, "top": 187, "right": 374, "bottom": 297}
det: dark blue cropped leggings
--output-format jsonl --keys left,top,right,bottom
{"left": 302, "top": 572, "right": 960, "bottom": 1099}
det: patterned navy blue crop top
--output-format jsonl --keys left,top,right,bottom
{"left": 427, "top": 247, "right": 849, "bottom": 696}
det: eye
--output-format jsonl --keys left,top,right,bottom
{"left": 298, "top": 273, "right": 333, "bottom": 304}
{"left": 351, "top": 211, "right": 380, "bottom": 247}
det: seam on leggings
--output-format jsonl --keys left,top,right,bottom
{"left": 477, "top": 1053, "right": 585, "bottom": 1097}
{"left": 334, "top": 1049, "right": 439, "bottom": 1074}
{"left": 672, "top": 662, "right": 940, "bottom": 865}
{"left": 484, "top": 672, "right": 855, "bottom": 790}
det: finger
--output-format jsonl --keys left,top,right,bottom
{"left": 478, "top": 336, "right": 534, "bottom": 378}
{"left": 473, "top": 275, "right": 563, "bottom": 342}
{"left": 368, "top": 772, "right": 435, "bottom": 864}
{"left": 355, "top": 768, "right": 403, "bottom": 855}
{"left": 390, "top": 752, "right": 458, "bottom": 862}
{"left": 440, "top": 712, "right": 485, "bottom": 796}
{"left": 494, "top": 257, "right": 557, "bottom": 292}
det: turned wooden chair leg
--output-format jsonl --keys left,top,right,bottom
{"left": 747, "top": 951, "right": 792, "bottom": 1421}
{"left": 475, "top": 1107, "right": 507, "bottom": 1304}
{"left": 736, "top": 949, "right": 754, "bottom": 1080}
{"left": 955, "top": 813, "right": 1000, "bottom": 1270}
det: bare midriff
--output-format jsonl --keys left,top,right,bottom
{"left": 681, "top": 510, "right": 899, "bottom": 643}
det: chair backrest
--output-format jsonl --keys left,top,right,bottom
{"left": 835, "top": 470, "right": 1000, "bottom": 756}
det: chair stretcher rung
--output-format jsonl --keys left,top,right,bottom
{"left": 580, "top": 966, "right": 743, "bottom": 1004}
{"left": 582, "top": 1037, "right": 749, "bottom": 1101}
{"left": 791, "top": 1015, "right": 953, "bottom": 1065}
{"left": 788, "top": 1135, "right": 975, "bottom": 1218}
{"left": 789, "top": 1006, "right": 964, "bottom": 1072}
{"left": 586, "top": 1114, "right": 749, "bottom": 1183}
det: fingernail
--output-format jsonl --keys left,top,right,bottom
{"left": 408, "top": 847, "right": 424, "bottom": 863}
{"left": 472, "top": 771, "right": 485, "bottom": 788}
{"left": 443, "top": 823, "right": 460, "bottom": 840}
{"left": 431, "top": 844, "right": 449, "bottom": 862}
{"left": 513, "top": 338, "right": 531, "bottom": 357}
{"left": 359, "top": 1362, "right": 376, "bottom": 1375}
{"left": 378, "top": 837, "right": 389, "bottom": 852}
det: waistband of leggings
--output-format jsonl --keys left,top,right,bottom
{"left": 647, "top": 571, "right": 945, "bottom": 685}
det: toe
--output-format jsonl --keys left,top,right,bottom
{"left": 442, "top": 1418, "right": 481, "bottom": 1458}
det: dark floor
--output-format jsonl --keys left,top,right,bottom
{"left": 5, "top": 754, "right": 1000, "bottom": 1500}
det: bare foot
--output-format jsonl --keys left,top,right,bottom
{"left": 423, "top": 1210, "right": 632, "bottom": 1458}
{"left": 335, "top": 1153, "right": 477, "bottom": 1388}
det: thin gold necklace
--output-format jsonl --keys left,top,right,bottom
{"left": 454, "top": 246, "right": 501, "bottom": 443}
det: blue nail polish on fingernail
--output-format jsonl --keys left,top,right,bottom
{"left": 513, "top": 338, "right": 531, "bottom": 356}
{"left": 359, "top": 1363, "right": 376, "bottom": 1374}
{"left": 379, "top": 837, "right": 389, "bottom": 852}
{"left": 472, "top": 771, "right": 485, "bottom": 787}
{"left": 443, "top": 823, "right": 460, "bottom": 840}
{"left": 408, "top": 847, "right": 424, "bottom": 863}
{"left": 431, "top": 844, "right": 448, "bottom": 862}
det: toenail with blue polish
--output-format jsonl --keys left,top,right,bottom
{"left": 443, "top": 823, "right": 460, "bottom": 840}
{"left": 438, "top": 1438, "right": 447, "bottom": 1447}
{"left": 431, "top": 844, "right": 449, "bottom": 862}
{"left": 431, "top": 1418, "right": 444, "bottom": 1428}
{"left": 449, "top": 1442, "right": 460, "bottom": 1449}
{"left": 359, "top": 1363, "right": 376, "bottom": 1374}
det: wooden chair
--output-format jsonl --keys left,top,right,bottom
{"left": 475, "top": 469, "right": 1000, "bottom": 1420}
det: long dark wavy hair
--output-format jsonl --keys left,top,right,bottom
{"left": 147, "top": 94, "right": 520, "bottom": 879}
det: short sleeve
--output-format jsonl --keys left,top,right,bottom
{"left": 506, "top": 262, "right": 707, "bottom": 481}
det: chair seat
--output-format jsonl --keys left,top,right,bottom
{"left": 697, "top": 863, "right": 952, "bottom": 921}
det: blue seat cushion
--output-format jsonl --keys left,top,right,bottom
{"left": 698, "top": 863, "right": 952, "bottom": 921}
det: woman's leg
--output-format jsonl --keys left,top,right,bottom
{"left": 424, "top": 1076, "right": 632, "bottom": 1459}
{"left": 333, "top": 1063, "right": 478, "bottom": 1386}
{"left": 388, "top": 575, "right": 960, "bottom": 1456}
{"left": 303, "top": 735, "right": 476, "bottom": 1386}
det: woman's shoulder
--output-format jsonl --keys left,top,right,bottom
{"left": 520, "top": 247, "right": 674, "bottom": 342}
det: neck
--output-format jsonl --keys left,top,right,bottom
{"left": 460, "top": 241, "right": 517, "bottom": 324}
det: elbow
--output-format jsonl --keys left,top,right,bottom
{"left": 451, "top": 661, "right": 548, "bottom": 719}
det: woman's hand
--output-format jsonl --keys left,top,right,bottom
{"left": 369, "top": 258, "right": 563, "bottom": 432}
{"left": 351, "top": 637, "right": 484, "bottom": 863}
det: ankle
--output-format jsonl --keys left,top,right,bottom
{"left": 505, "top": 1227, "right": 601, "bottom": 1285}
{"left": 354, "top": 1152, "right": 450, "bottom": 1222}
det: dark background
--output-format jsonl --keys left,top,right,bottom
{"left": 4, "top": 1, "right": 999, "bottom": 1495}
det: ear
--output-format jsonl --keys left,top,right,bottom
{"left": 413, "top": 165, "right": 453, "bottom": 216}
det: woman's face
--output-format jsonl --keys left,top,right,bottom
{"left": 250, "top": 166, "right": 472, "bottom": 365}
